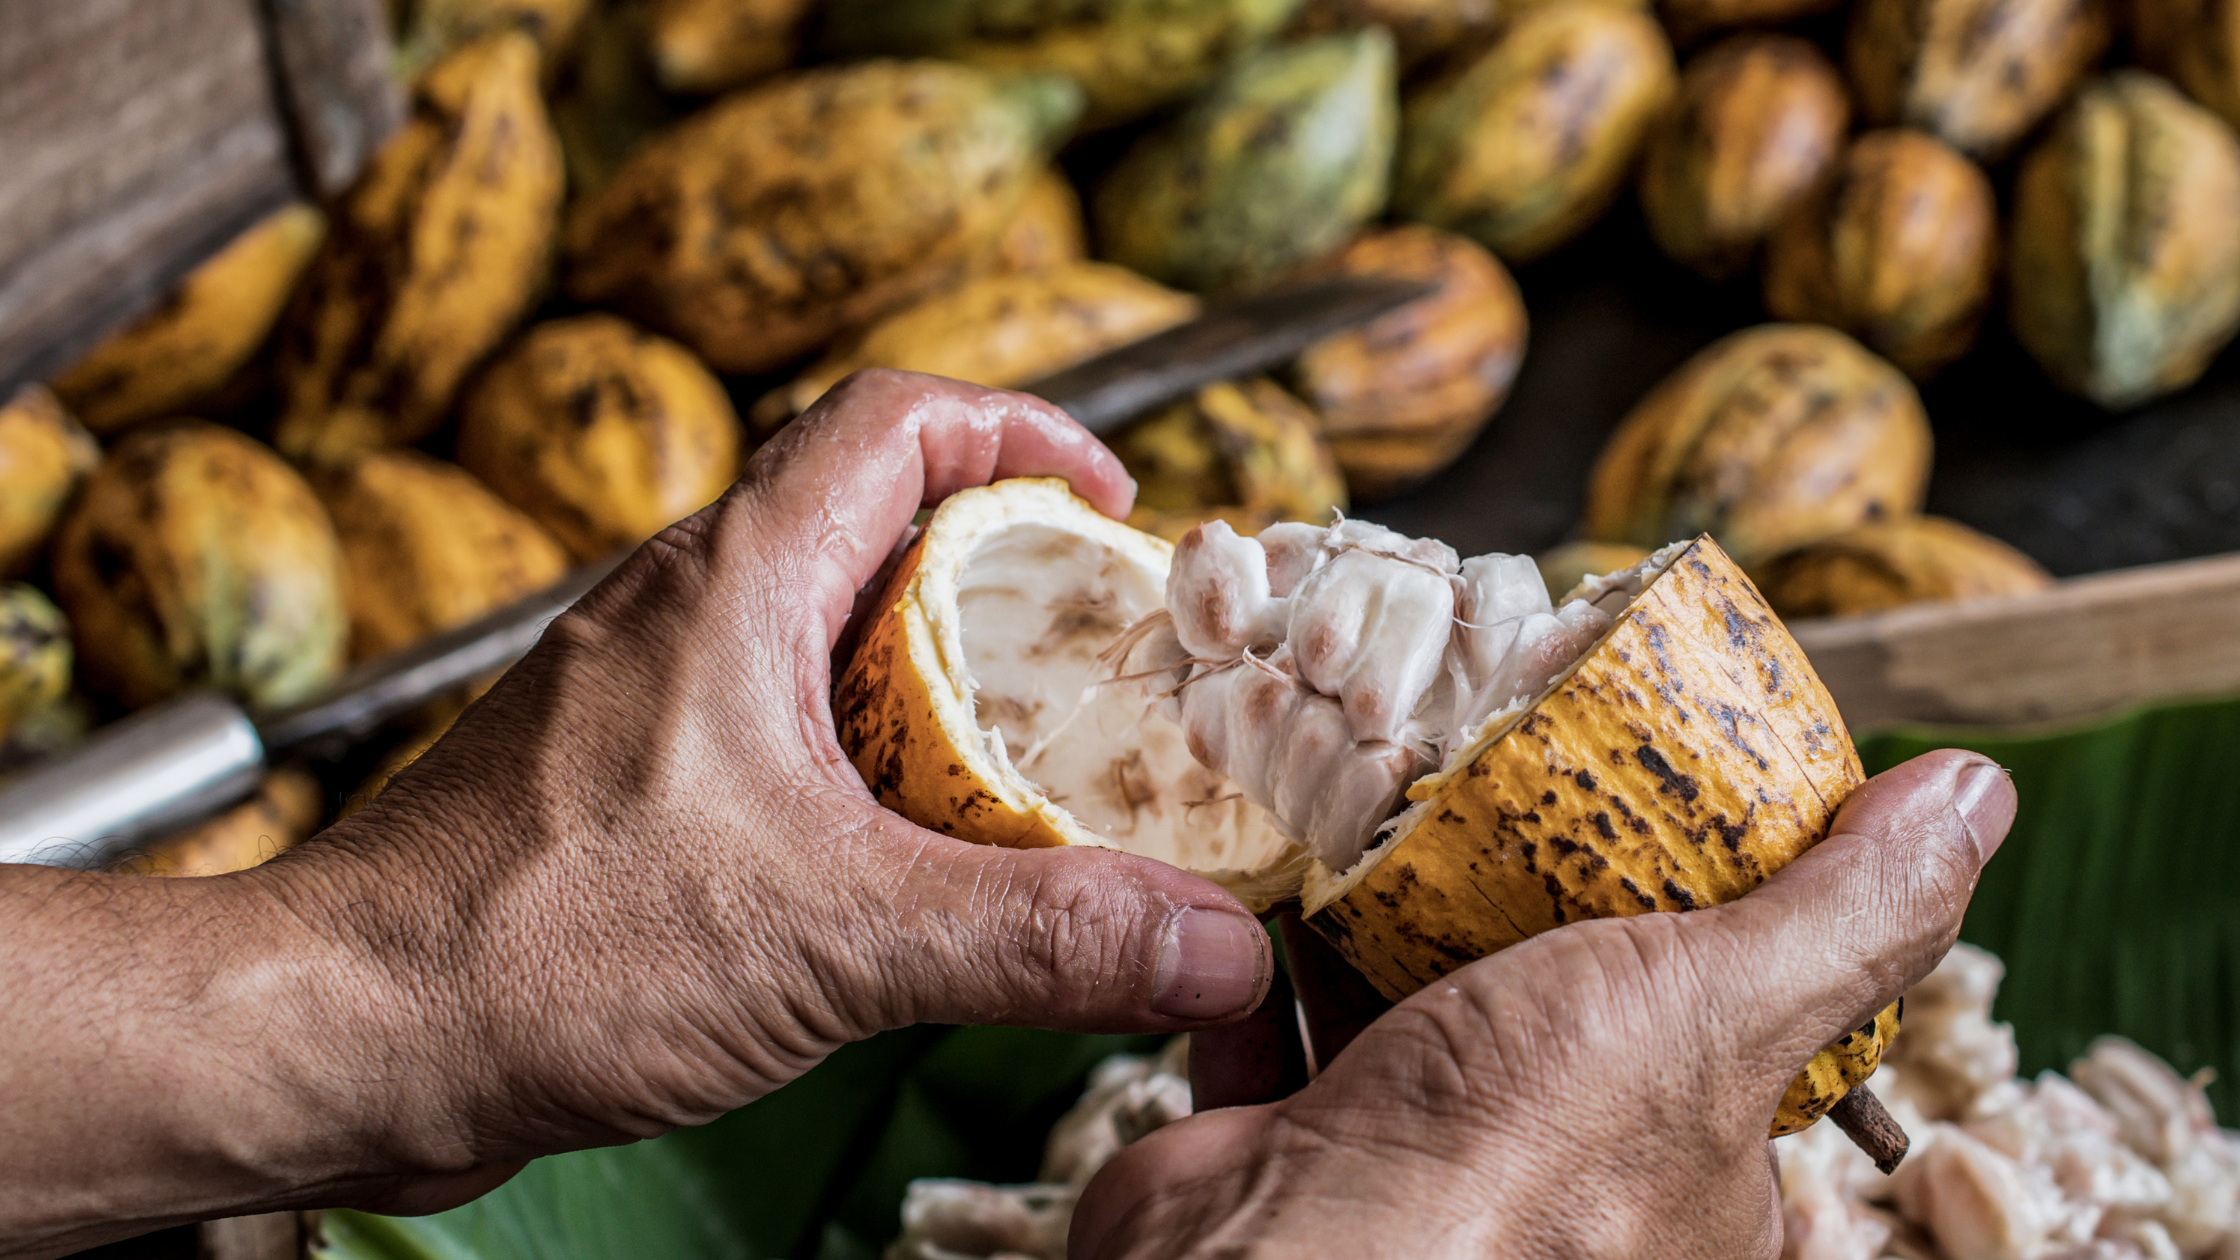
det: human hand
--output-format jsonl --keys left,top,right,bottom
{"left": 1070, "top": 749, "right": 2017, "bottom": 1260}
{"left": 0, "top": 372, "right": 1275, "bottom": 1256}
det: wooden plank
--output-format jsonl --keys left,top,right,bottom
{"left": 257, "top": 0, "right": 403, "bottom": 198}
{"left": 0, "top": 0, "right": 298, "bottom": 395}
{"left": 1791, "top": 551, "right": 2240, "bottom": 731}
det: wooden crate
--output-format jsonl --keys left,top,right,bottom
{"left": 0, "top": 0, "right": 399, "bottom": 395}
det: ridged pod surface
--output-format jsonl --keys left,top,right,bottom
{"left": 1093, "top": 30, "right": 1395, "bottom": 293}
{"left": 0, "top": 386, "right": 99, "bottom": 576}
{"left": 1285, "top": 225, "right": 1527, "bottom": 501}
{"left": 2009, "top": 73, "right": 2240, "bottom": 410}
{"left": 1110, "top": 378, "right": 1348, "bottom": 534}
{"left": 114, "top": 768, "right": 324, "bottom": 878}
{"left": 50, "top": 423, "right": 344, "bottom": 710}
{"left": 820, "top": 0, "right": 1301, "bottom": 130}
{"left": 457, "top": 315, "right": 742, "bottom": 561}
{"left": 50, "top": 204, "right": 326, "bottom": 435}
{"left": 567, "top": 61, "right": 1075, "bottom": 374}
{"left": 1301, "top": 535, "right": 1885, "bottom": 1133}
{"left": 315, "top": 450, "right": 571, "bottom": 661}
{"left": 1764, "top": 130, "right": 1997, "bottom": 380}
{"left": 2132, "top": 0, "right": 2240, "bottom": 132}
{"left": 1583, "top": 325, "right": 1932, "bottom": 568}
{"left": 276, "top": 32, "right": 563, "bottom": 462}
{"left": 753, "top": 262, "right": 1197, "bottom": 435}
{"left": 1639, "top": 34, "right": 1850, "bottom": 279}
{"left": 1844, "top": 0, "right": 2109, "bottom": 159}
{"left": 1756, "top": 515, "right": 2052, "bottom": 618}
{"left": 647, "top": 0, "right": 813, "bottom": 93}
{"left": 0, "top": 584, "right": 71, "bottom": 744}
{"left": 1393, "top": 2, "right": 1675, "bottom": 263}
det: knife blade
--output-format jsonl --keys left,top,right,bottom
{"left": 0, "top": 273, "right": 1440, "bottom": 868}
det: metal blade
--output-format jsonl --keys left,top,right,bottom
{"left": 1023, "top": 274, "right": 1438, "bottom": 433}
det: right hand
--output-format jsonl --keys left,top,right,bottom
{"left": 1070, "top": 749, "right": 2017, "bottom": 1260}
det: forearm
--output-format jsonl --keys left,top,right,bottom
{"left": 0, "top": 860, "right": 446, "bottom": 1258}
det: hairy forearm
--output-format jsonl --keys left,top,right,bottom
{"left": 0, "top": 860, "right": 446, "bottom": 1258}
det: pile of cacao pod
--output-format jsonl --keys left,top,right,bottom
{"left": 34, "top": 0, "right": 2231, "bottom": 871}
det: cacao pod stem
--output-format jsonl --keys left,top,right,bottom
{"left": 1826, "top": 1084, "right": 1908, "bottom": 1174}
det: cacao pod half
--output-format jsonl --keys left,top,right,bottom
{"left": 566, "top": 60, "right": 1077, "bottom": 374}
{"left": 1583, "top": 324, "right": 1933, "bottom": 568}
{"left": 1639, "top": 34, "right": 1851, "bottom": 279}
{"left": 1285, "top": 225, "right": 1527, "bottom": 501}
{"left": 275, "top": 31, "right": 563, "bottom": 462}
{"left": 0, "top": 386, "right": 99, "bottom": 577}
{"left": 1093, "top": 30, "right": 1396, "bottom": 293}
{"left": 1844, "top": 0, "right": 2109, "bottom": 160}
{"left": 1755, "top": 515, "right": 2052, "bottom": 619}
{"left": 1764, "top": 129, "right": 1998, "bottom": 380}
{"left": 51, "top": 422, "right": 345, "bottom": 710}
{"left": 2009, "top": 72, "right": 2240, "bottom": 410}
{"left": 1393, "top": 1, "right": 1676, "bottom": 263}
{"left": 458, "top": 315, "right": 743, "bottom": 561}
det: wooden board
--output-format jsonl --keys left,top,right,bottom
{"left": 0, "top": 0, "right": 398, "bottom": 397}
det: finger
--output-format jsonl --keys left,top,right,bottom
{"left": 1189, "top": 962, "right": 1307, "bottom": 1110}
{"left": 1683, "top": 749, "right": 2015, "bottom": 1071}
{"left": 857, "top": 817, "right": 1272, "bottom": 1034}
{"left": 739, "top": 369, "right": 1136, "bottom": 645}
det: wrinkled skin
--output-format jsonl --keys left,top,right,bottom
{"left": 1073, "top": 749, "right": 2016, "bottom": 1260}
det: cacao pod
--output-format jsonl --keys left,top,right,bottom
{"left": 566, "top": 60, "right": 1077, "bottom": 374}
{"left": 990, "top": 166, "right": 1089, "bottom": 276}
{"left": 2132, "top": 0, "right": 2240, "bottom": 132}
{"left": 0, "top": 386, "right": 99, "bottom": 577}
{"left": 0, "top": 584, "right": 71, "bottom": 745}
{"left": 315, "top": 450, "right": 571, "bottom": 661}
{"left": 1764, "top": 129, "right": 1998, "bottom": 380}
{"left": 751, "top": 261, "right": 1198, "bottom": 437}
{"left": 51, "top": 422, "right": 345, "bottom": 710}
{"left": 648, "top": 0, "right": 813, "bottom": 94}
{"left": 2009, "top": 72, "right": 2240, "bottom": 409}
{"left": 1756, "top": 515, "right": 2052, "bottom": 618}
{"left": 275, "top": 31, "right": 563, "bottom": 462}
{"left": 114, "top": 768, "right": 324, "bottom": 879}
{"left": 1583, "top": 324, "right": 1933, "bottom": 567}
{"left": 1287, "top": 0, "right": 1499, "bottom": 66}
{"left": 458, "top": 314, "right": 743, "bottom": 561}
{"left": 393, "top": 0, "right": 589, "bottom": 78}
{"left": 1093, "top": 30, "right": 1396, "bottom": 293}
{"left": 549, "top": 0, "right": 682, "bottom": 200}
{"left": 50, "top": 204, "right": 326, "bottom": 435}
{"left": 1639, "top": 34, "right": 1850, "bottom": 279}
{"left": 1285, "top": 225, "right": 1527, "bottom": 501}
{"left": 1845, "top": 0, "right": 2108, "bottom": 159}
{"left": 1111, "top": 377, "right": 1348, "bottom": 534}
{"left": 820, "top": 0, "right": 1302, "bottom": 130}
{"left": 1393, "top": 2, "right": 1675, "bottom": 263}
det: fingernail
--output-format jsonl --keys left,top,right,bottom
{"left": 1153, "top": 908, "right": 1268, "bottom": 1020}
{"left": 1953, "top": 760, "right": 2014, "bottom": 865}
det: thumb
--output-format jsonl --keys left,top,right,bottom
{"left": 1682, "top": 748, "right": 2016, "bottom": 1080}
{"left": 858, "top": 822, "right": 1274, "bottom": 1033}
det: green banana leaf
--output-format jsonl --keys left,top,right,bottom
{"left": 318, "top": 694, "right": 2240, "bottom": 1260}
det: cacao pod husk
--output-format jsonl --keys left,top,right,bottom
{"left": 50, "top": 204, "right": 326, "bottom": 436}
{"left": 1756, "top": 515, "right": 2052, "bottom": 618}
{"left": 647, "top": 0, "right": 813, "bottom": 94}
{"left": 1639, "top": 34, "right": 1850, "bottom": 279}
{"left": 2009, "top": 72, "right": 2240, "bottom": 409}
{"left": 1764, "top": 129, "right": 1998, "bottom": 380}
{"left": 458, "top": 314, "right": 743, "bottom": 561}
{"left": 1844, "top": 0, "right": 2109, "bottom": 160}
{"left": 1393, "top": 2, "right": 1675, "bottom": 263}
{"left": 0, "top": 386, "right": 99, "bottom": 577}
{"left": 566, "top": 60, "right": 1077, "bottom": 374}
{"left": 1583, "top": 324, "right": 1933, "bottom": 567}
{"left": 315, "top": 450, "right": 571, "bottom": 661}
{"left": 0, "top": 584, "right": 71, "bottom": 745}
{"left": 820, "top": 0, "right": 1302, "bottom": 131}
{"left": 51, "top": 422, "right": 345, "bottom": 710}
{"left": 1092, "top": 30, "right": 1395, "bottom": 293}
{"left": 751, "top": 261, "right": 1198, "bottom": 438}
{"left": 1112, "top": 377, "right": 1348, "bottom": 535}
{"left": 1285, "top": 225, "right": 1527, "bottom": 501}
{"left": 275, "top": 31, "right": 563, "bottom": 462}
